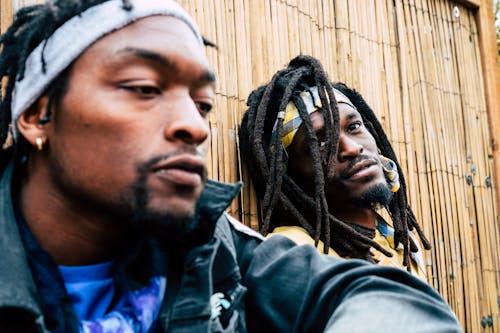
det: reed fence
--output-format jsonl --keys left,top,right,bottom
{"left": 2, "top": 0, "right": 499, "bottom": 331}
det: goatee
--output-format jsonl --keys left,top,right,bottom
{"left": 353, "top": 183, "right": 394, "bottom": 209}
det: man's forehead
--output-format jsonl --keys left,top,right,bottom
{"left": 93, "top": 15, "right": 209, "bottom": 65}
{"left": 103, "top": 45, "right": 215, "bottom": 84}
{"left": 333, "top": 89, "right": 354, "bottom": 107}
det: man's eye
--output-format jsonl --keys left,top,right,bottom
{"left": 122, "top": 85, "right": 161, "bottom": 97}
{"left": 347, "top": 121, "right": 363, "bottom": 132}
{"left": 196, "top": 102, "right": 213, "bottom": 115}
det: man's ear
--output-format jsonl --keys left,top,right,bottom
{"left": 16, "top": 96, "right": 50, "bottom": 148}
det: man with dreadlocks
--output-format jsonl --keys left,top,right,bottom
{"left": 0, "top": 1, "right": 460, "bottom": 332}
{"left": 239, "top": 55, "right": 430, "bottom": 279}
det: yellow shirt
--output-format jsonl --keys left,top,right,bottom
{"left": 267, "top": 222, "right": 427, "bottom": 281}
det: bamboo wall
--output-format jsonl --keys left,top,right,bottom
{"left": 1, "top": 0, "right": 499, "bottom": 332}
{"left": 181, "top": 1, "right": 500, "bottom": 331}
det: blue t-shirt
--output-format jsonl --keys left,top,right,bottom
{"left": 59, "top": 261, "right": 119, "bottom": 321}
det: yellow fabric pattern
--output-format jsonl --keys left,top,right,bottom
{"left": 372, "top": 229, "right": 427, "bottom": 281}
{"left": 267, "top": 224, "right": 427, "bottom": 281}
{"left": 267, "top": 226, "right": 339, "bottom": 256}
{"left": 280, "top": 88, "right": 323, "bottom": 148}
{"left": 272, "top": 86, "right": 355, "bottom": 148}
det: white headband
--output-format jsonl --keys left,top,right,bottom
{"left": 11, "top": 0, "right": 203, "bottom": 139}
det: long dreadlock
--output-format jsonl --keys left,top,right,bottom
{"left": 0, "top": 0, "right": 215, "bottom": 174}
{"left": 239, "top": 55, "right": 430, "bottom": 268}
{"left": 240, "top": 55, "right": 390, "bottom": 262}
{"left": 332, "top": 82, "right": 431, "bottom": 267}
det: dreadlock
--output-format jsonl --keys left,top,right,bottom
{"left": 239, "top": 55, "right": 395, "bottom": 262}
{"left": 332, "top": 82, "right": 431, "bottom": 268}
{"left": 0, "top": 0, "right": 216, "bottom": 174}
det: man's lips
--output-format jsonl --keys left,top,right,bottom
{"left": 341, "top": 158, "right": 379, "bottom": 180}
{"left": 151, "top": 155, "right": 206, "bottom": 187}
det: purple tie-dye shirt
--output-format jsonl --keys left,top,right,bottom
{"left": 60, "top": 262, "right": 166, "bottom": 333}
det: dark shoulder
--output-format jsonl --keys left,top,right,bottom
{"left": 0, "top": 308, "right": 39, "bottom": 333}
{"left": 215, "top": 213, "right": 264, "bottom": 276}
{"left": 0, "top": 147, "right": 13, "bottom": 175}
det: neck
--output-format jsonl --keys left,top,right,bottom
{"left": 18, "top": 158, "right": 128, "bottom": 266}
{"left": 328, "top": 202, "right": 377, "bottom": 229}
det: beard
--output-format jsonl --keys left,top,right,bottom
{"left": 130, "top": 199, "right": 200, "bottom": 246}
{"left": 128, "top": 155, "right": 209, "bottom": 247}
{"left": 351, "top": 183, "right": 394, "bottom": 209}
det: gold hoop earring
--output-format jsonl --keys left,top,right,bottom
{"left": 35, "top": 137, "right": 44, "bottom": 151}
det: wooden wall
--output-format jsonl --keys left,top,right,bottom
{"left": 2, "top": 0, "right": 499, "bottom": 331}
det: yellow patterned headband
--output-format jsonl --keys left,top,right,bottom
{"left": 272, "top": 86, "right": 354, "bottom": 148}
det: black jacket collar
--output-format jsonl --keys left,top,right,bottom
{"left": 0, "top": 161, "right": 42, "bottom": 318}
{"left": 0, "top": 157, "right": 241, "bottom": 318}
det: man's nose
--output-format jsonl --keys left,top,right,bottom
{"left": 337, "top": 134, "right": 363, "bottom": 162}
{"left": 163, "top": 94, "right": 209, "bottom": 146}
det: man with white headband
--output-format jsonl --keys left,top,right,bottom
{"left": 239, "top": 56, "right": 431, "bottom": 279}
{"left": 0, "top": 1, "right": 460, "bottom": 332}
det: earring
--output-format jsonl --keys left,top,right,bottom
{"left": 35, "top": 137, "right": 44, "bottom": 151}
{"left": 379, "top": 154, "right": 400, "bottom": 192}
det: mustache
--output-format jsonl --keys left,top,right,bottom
{"left": 339, "top": 154, "right": 379, "bottom": 179}
{"left": 137, "top": 146, "right": 208, "bottom": 180}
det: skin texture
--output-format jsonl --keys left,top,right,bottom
{"left": 16, "top": 16, "right": 215, "bottom": 265}
{"left": 287, "top": 99, "right": 389, "bottom": 228}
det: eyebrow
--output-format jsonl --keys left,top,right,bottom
{"left": 117, "top": 47, "right": 216, "bottom": 84}
{"left": 345, "top": 111, "right": 362, "bottom": 121}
